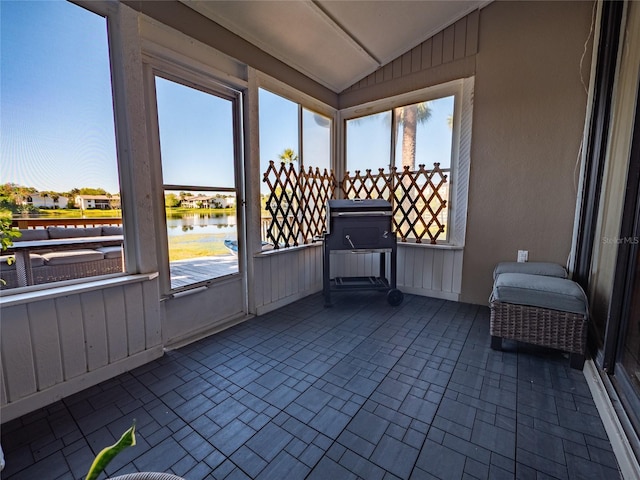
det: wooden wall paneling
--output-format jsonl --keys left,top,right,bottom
{"left": 270, "top": 255, "right": 278, "bottom": 301}
{"left": 402, "top": 246, "right": 415, "bottom": 287}
{"left": 383, "top": 63, "right": 393, "bottom": 82}
{"left": 442, "top": 250, "right": 455, "bottom": 293}
{"left": 142, "top": 278, "right": 162, "bottom": 347}
{"left": 442, "top": 25, "right": 455, "bottom": 64}
{"left": 261, "top": 256, "right": 271, "bottom": 306}
{"left": 411, "top": 44, "right": 423, "bottom": 73}
{"left": 308, "top": 248, "right": 314, "bottom": 290}
{"left": 103, "top": 286, "right": 128, "bottom": 363}
{"left": 465, "top": 10, "right": 480, "bottom": 55}
{"left": 27, "top": 299, "right": 63, "bottom": 390}
{"left": 254, "top": 257, "right": 264, "bottom": 308}
{"left": 422, "top": 38, "right": 433, "bottom": 70}
{"left": 278, "top": 254, "right": 288, "bottom": 300}
{"left": 80, "top": 290, "right": 109, "bottom": 371}
{"left": 432, "top": 249, "right": 444, "bottom": 291}
{"left": 432, "top": 32, "right": 443, "bottom": 66}
{"left": 402, "top": 51, "right": 412, "bottom": 76}
{"left": 421, "top": 248, "right": 434, "bottom": 290}
{"left": 396, "top": 247, "right": 406, "bottom": 286}
{"left": 412, "top": 247, "right": 425, "bottom": 288}
{"left": 286, "top": 251, "right": 295, "bottom": 297}
{"left": 453, "top": 249, "right": 464, "bottom": 293}
{"left": 55, "top": 294, "right": 87, "bottom": 379}
{"left": 454, "top": 17, "right": 468, "bottom": 60}
{"left": 123, "top": 283, "right": 146, "bottom": 355}
{"left": 392, "top": 58, "right": 402, "bottom": 79}
{"left": 1, "top": 304, "right": 36, "bottom": 402}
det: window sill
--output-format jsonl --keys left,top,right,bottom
{"left": 0, "top": 272, "right": 159, "bottom": 308}
{"left": 398, "top": 242, "right": 464, "bottom": 250}
{"left": 253, "top": 241, "right": 323, "bottom": 257}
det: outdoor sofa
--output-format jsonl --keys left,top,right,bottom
{"left": 0, "top": 226, "right": 124, "bottom": 289}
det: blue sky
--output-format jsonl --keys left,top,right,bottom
{"left": 1, "top": 0, "right": 452, "bottom": 197}
{"left": 1, "top": 0, "right": 120, "bottom": 193}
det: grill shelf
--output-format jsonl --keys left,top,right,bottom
{"left": 323, "top": 199, "right": 403, "bottom": 307}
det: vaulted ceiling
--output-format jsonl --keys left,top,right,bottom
{"left": 181, "top": 0, "right": 488, "bottom": 93}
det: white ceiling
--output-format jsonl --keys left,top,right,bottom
{"left": 181, "top": 0, "right": 487, "bottom": 92}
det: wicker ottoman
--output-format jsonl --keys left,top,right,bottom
{"left": 490, "top": 272, "right": 588, "bottom": 370}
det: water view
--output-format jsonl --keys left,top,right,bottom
{"left": 166, "top": 211, "right": 236, "bottom": 236}
{"left": 165, "top": 212, "right": 237, "bottom": 261}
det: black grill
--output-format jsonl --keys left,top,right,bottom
{"left": 323, "top": 199, "right": 403, "bottom": 306}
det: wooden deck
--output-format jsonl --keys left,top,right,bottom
{"left": 170, "top": 254, "right": 239, "bottom": 289}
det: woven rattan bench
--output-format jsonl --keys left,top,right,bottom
{"left": 490, "top": 269, "right": 588, "bottom": 370}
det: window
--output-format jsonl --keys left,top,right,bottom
{"left": 343, "top": 82, "right": 470, "bottom": 246}
{"left": 155, "top": 76, "right": 241, "bottom": 291}
{"left": 1, "top": 0, "right": 125, "bottom": 290}
{"left": 259, "top": 88, "right": 334, "bottom": 248}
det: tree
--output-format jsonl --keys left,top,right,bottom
{"left": 278, "top": 148, "right": 298, "bottom": 164}
{"left": 395, "top": 102, "right": 431, "bottom": 170}
{"left": 165, "top": 193, "right": 181, "bottom": 208}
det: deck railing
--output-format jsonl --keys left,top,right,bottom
{"left": 11, "top": 217, "right": 122, "bottom": 229}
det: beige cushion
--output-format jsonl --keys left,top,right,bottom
{"left": 96, "top": 246, "right": 123, "bottom": 259}
{"left": 42, "top": 249, "right": 104, "bottom": 265}
{"left": 0, "top": 254, "right": 45, "bottom": 269}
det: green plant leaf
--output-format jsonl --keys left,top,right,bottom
{"left": 85, "top": 422, "right": 136, "bottom": 480}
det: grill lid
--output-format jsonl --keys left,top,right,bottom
{"left": 328, "top": 199, "right": 391, "bottom": 216}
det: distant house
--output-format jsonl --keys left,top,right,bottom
{"left": 75, "top": 194, "right": 121, "bottom": 210}
{"left": 21, "top": 193, "right": 68, "bottom": 209}
{"left": 180, "top": 195, "right": 235, "bottom": 208}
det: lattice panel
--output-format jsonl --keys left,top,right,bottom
{"left": 341, "top": 164, "right": 449, "bottom": 244}
{"left": 262, "top": 161, "right": 336, "bottom": 249}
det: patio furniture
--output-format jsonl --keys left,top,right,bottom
{"left": 1, "top": 226, "right": 124, "bottom": 288}
{"left": 490, "top": 263, "right": 588, "bottom": 369}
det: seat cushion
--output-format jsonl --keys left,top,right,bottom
{"left": 492, "top": 273, "right": 587, "bottom": 315}
{"left": 101, "top": 225, "right": 123, "bottom": 235}
{"left": 47, "top": 226, "right": 102, "bottom": 239}
{"left": 42, "top": 249, "right": 104, "bottom": 265}
{"left": 0, "top": 253, "right": 45, "bottom": 269}
{"left": 493, "top": 262, "right": 568, "bottom": 280}
{"left": 96, "top": 246, "right": 123, "bottom": 259}
{"left": 14, "top": 229, "right": 49, "bottom": 242}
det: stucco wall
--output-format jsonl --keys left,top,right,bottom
{"left": 461, "top": 1, "right": 594, "bottom": 304}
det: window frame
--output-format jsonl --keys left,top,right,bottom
{"left": 339, "top": 78, "right": 473, "bottom": 247}
{"left": 145, "top": 65, "right": 246, "bottom": 295}
{"left": 0, "top": 0, "right": 132, "bottom": 294}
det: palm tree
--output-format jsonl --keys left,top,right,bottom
{"left": 278, "top": 148, "right": 298, "bottom": 164}
{"left": 395, "top": 102, "right": 431, "bottom": 170}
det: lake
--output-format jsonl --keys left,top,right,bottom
{"left": 166, "top": 211, "right": 237, "bottom": 237}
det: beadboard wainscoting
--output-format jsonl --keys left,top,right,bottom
{"left": 330, "top": 244, "right": 463, "bottom": 302}
{"left": 253, "top": 243, "right": 463, "bottom": 315}
{"left": 253, "top": 244, "right": 324, "bottom": 315}
{"left": 0, "top": 274, "right": 162, "bottom": 422}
